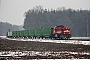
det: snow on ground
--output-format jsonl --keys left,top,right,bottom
{"left": 0, "top": 51, "right": 90, "bottom": 59}
{"left": 0, "top": 36, "right": 6, "bottom": 38}
{"left": 6, "top": 38, "right": 90, "bottom": 45}
{"left": 0, "top": 51, "right": 90, "bottom": 57}
{"left": 0, "top": 36, "right": 90, "bottom": 45}
{"left": 71, "top": 37, "right": 90, "bottom": 40}
{"left": 0, "top": 36, "right": 90, "bottom": 59}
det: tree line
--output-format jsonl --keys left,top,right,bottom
{"left": 23, "top": 6, "right": 90, "bottom": 37}
{"left": 0, "top": 22, "right": 23, "bottom": 36}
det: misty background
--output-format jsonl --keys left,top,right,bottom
{"left": 23, "top": 6, "right": 90, "bottom": 37}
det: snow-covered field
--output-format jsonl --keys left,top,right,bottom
{"left": 0, "top": 51, "right": 90, "bottom": 59}
{"left": 0, "top": 36, "right": 90, "bottom": 45}
{"left": 0, "top": 36, "right": 90, "bottom": 59}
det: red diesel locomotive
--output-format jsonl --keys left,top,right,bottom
{"left": 52, "top": 25, "right": 71, "bottom": 39}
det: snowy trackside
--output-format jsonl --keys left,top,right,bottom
{"left": 70, "top": 37, "right": 90, "bottom": 40}
{"left": 1, "top": 36, "right": 90, "bottom": 39}
{"left": 0, "top": 36, "right": 6, "bottom": 38}
{"left": 0, "top": 36, "right": 90, "bottom": 45}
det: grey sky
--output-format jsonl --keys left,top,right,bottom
{"left": 0, "top": 0, "right": 90, "bottom": 25}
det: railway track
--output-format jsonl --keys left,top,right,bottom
{"left": 0, "top": 36, "right": 90, "bottom": 45}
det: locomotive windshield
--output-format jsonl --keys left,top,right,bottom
{"left": 56, "top": 25, "right": 64, "bottom": 28}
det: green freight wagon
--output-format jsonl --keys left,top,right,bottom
{"left": 28, "top": 30, "right": 35, "bottom": 36}
{"left": 12, "top": 31, "right": 17, "bottom": 37}
{"left": 16, "top": 31, "right": 20, "bottom": 37}
{"left": 19, "top": 30, "right": 24, "bottom": 37}
{"left": 12, "top": 31, "right": 20, "bottom": 37}
{"left": 35, "top": 29, "right": 42, "bottom": 37}
{"left": 23, "top": 30, "right": 29, "bottom": 37}
{"left": 42, "top": 28, "right": 52, "bottom": 37}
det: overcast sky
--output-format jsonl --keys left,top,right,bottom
{"left": 0, "top": 0, "right": 90, "bottom": 25}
